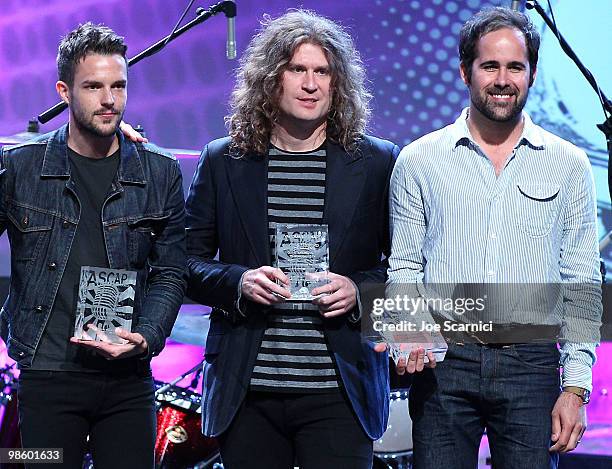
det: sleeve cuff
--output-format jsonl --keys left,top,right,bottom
{"left": 348, "top": 279, "right": 362, "bottom": 323}
{"left": 560, "top": 342, "right": 596, "bottom": 392}
{"left": 235, "top": 270, "right": 249, "bottom": 318}
{"left": 134, "top": 324, "right": 162, "bottom": 360}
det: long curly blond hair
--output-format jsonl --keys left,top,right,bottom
{"left": 226, "top": 10, "right": 371, "bottom": 156}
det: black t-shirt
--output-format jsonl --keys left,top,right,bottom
{"left": 32, "top": 147, "right": 123, "bottom": 371}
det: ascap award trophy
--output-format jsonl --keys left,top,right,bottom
{"left": 275, "top": 224, "right": 330, "bottom": 301}
{"left": 74, "top": 266, "right": 136, "bottom": 344}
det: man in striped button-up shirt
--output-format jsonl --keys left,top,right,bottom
{"left": 388, "top": 7, "right": 601, "bottom": 469}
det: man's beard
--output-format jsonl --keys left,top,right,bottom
{"left": 71, "top": 104, "right": 123, "bottom": 138}
{"left": 470, "top": 86, "right": 528, "bottom": 123}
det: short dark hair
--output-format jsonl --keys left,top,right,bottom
{"left": 57, "top": 22, "right": 127, "bottom": 87}
{"left": 459, "top": 7, "right": 540, "bottom": 84}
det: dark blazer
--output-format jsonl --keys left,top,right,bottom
{"left": 185, "top": 136, "right": 399, "bottom": 439}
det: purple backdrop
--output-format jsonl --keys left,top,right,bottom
{"left": 0, "top": 0, "right": 511, "bottom": 149}
{"left": 1, "top": 1, "right": 611, "bottom": 270}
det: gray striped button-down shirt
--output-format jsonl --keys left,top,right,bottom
{"left": 388, "top": 109, "right": 602, "bottom": 390}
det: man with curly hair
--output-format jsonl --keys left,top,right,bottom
{"left": 185, "top": 9, "right": 400, "bottom": 469}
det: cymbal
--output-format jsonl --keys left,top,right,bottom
{"left": 1, "top": 120, "right": 42, "bottom": 146}
{"left": 0, "top": 131, "right": 41, "bottom": 146}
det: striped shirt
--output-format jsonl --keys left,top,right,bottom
{"left": 250, "top": 145, "right": 339, "bottom": 392}
{"left": 388, "top": 109, "right": 602, "bottom": 391}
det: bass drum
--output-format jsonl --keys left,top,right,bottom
{"left": 374, "top": 390, "right": 412, "bottom": 469}
{"left": 155, "top": 382, "right": 220, "bottom": 469}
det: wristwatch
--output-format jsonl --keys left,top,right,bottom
{"left": 563, "top": 386, "right": 591, "bottom": 405}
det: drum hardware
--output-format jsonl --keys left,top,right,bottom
{"left": 155, "top": 360, "right": 220, "bottom": 469}
{"left": 155, "top": 360, "right": 204, "bottom": 399}
{"left": 374, "top": 389, "right": 413, "bottom": 469}
{"left": 0, "top": 363, "right": 20, "bottom": 452}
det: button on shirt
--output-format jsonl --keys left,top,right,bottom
{"left": 388, "top": 109, "right": 602, "bottom": 390}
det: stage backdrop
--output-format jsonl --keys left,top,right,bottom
{"left": 0, "top": 0, "right": 610, "bottom": 276}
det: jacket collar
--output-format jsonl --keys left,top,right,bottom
{"left": 41, "top": 124, "right": 147, "bottom": 184}
{"left": 226, "top": 139, "right": 367, "bottom": 268}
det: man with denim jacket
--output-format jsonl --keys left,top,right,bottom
{"left": 0, "top": 23, "right": 185, "bottom": 468}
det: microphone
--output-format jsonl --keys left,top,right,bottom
{"left": 224, "top": 1, "right": 237, "bottom": 59}
{"left": 510, "top": 0, "right": 522, "bottom": 10}
{"left": 227, "top": 16, "right": 236, "bottom": 59}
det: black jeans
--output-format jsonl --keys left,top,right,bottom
{"left": 17, "top": 369, "right": 156, "bottom": 469}
{"left": 218, "top": 390, "right": 372, "bottom": 469}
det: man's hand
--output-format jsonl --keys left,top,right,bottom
{"left": 241, "top": 266, "right": 291, "bottom": 305}
{"left": 70, "top": 327, "right": 148, "bottom": 360}
{"left": 311, "top": 272, "right": 357, "bottom": 318}
{"left": 373, "top": 344, "right": 437, "bottom": 374}
{"left": 119, "top": 121, "right": 148, "bottom": 143}
{"left": 549, "top": 392, "right": 587, "bottom": 453}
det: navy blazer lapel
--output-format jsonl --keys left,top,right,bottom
{"left": 226, "top": 152, "right": 270, "bottom": 266}
{"left": 323, "top": 141, "right": 367, "bottom": 269}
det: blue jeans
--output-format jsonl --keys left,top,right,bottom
{"left": 409, "top": 343, "right": 560, "bottom": 469}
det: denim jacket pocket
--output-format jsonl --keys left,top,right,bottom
{"left": 516, "top": 183, "right": 561, "bottom": 238}
{"left": 126, "top": 212, "right": 171, "bottom": 266}
{"left": 6, "top": 203, "right": 55, "bottom": 261}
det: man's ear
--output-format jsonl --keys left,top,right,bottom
{"left": 529, "top": 66, "right": 537, "bottom": 88}
{"left": 56, "top": 80, "right": 70, "bottom": 105}
{"left": 459, "top": 62, "right": 470, "bottom": 86}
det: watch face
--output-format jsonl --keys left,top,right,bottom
{"left": 583, "top": 390, "right": 591, "bottom": 404}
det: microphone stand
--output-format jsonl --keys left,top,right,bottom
{"left": 155, "top": 360, "right": 204, "bottom": 396}
{"left": 37, "top": 0, "right": 236, "bottom": 124}
{"left": 526, "top": 0, "right": 612, "bottom": 202}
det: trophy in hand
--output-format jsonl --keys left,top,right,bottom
{"left": 275, "top": 224, "right": 331, "bottom": 301}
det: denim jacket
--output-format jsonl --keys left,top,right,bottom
{"left": 0, "top": 125, "right": 187, "bottom": 367}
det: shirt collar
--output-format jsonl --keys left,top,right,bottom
{"left": 450, "top": 107, "right": 545, "bottom": 151}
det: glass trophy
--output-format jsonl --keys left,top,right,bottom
{"left": 386, "top": 329, "right": 448, "bottom": 366}
{"left": 74, "top": 266, "right": 136, "bottom": 344}
{"left": 275, "top": 224, "right": 330, "bottom": 301}
{"left": 372, "top": 284, "right": 448, "bottom": 365}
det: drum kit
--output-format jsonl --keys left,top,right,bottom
{"left": 373, "top": 390, "right": 413, "bottom": 469}
{"left": 154, "top": 378, "right": 414, "bottom": 469}
{"left": 154, "top": 377, "right": 220, "bottom": 469}
{"left": 0, "top": 307, "right": 415, "bottom": 469}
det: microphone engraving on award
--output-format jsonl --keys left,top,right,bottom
{"left": 74, "top": 266, "right": 137, "bottom": 344}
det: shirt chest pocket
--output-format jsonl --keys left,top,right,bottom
{"left": 515, "top": 184, "right": 561, "bottom": 238}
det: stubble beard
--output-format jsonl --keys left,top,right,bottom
{"left": 471, "top": 87, "right": 529, "bottom": 123}
{"left": 71, "top": 102, "right": 123, "bottom": 139}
